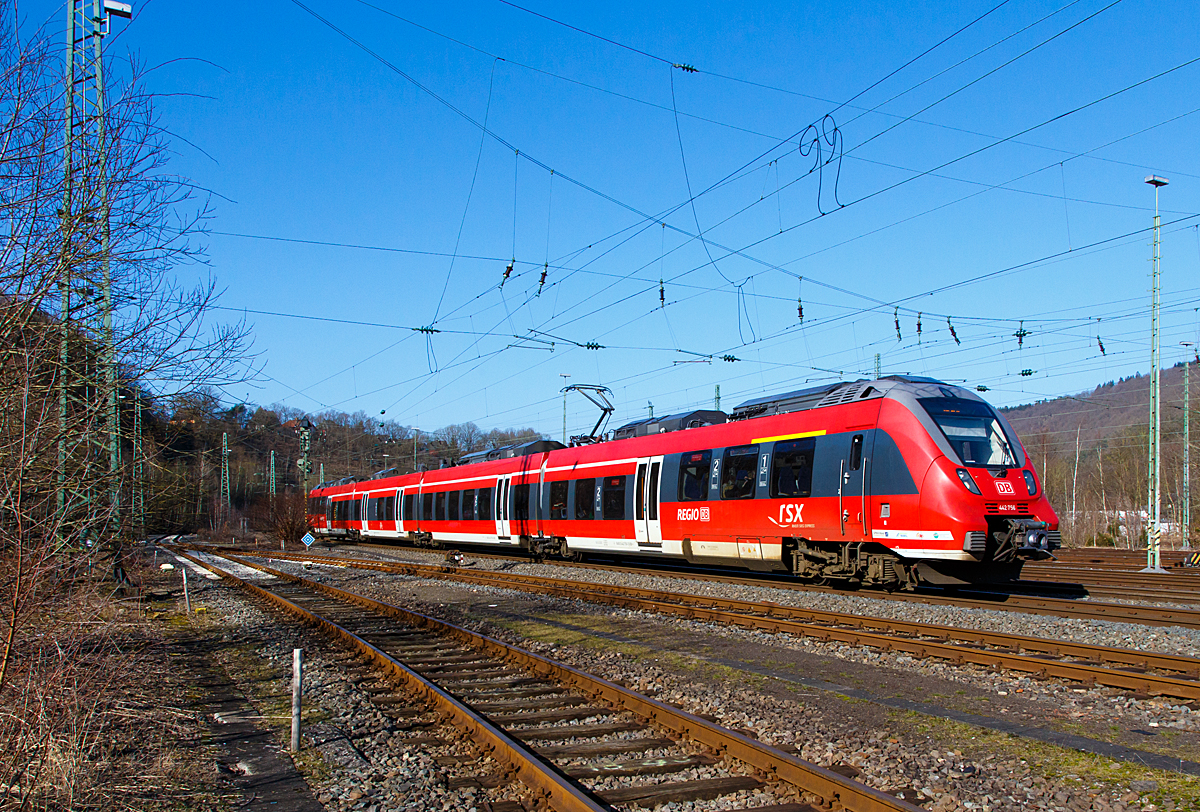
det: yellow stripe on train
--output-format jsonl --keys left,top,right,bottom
{"left": 751, "top": 429, "right": 827, "bottom": 444}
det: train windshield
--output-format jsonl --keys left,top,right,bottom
{"left": 919, "top": 397, "right": 1018, "bottom": 468}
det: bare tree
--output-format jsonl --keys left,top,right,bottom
{"left": 0, "top": 10, "right": 252, "bottom": 807}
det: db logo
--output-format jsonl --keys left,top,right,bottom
{"left": 995, "top": 481, "right": 1016, "bottom": 495}
{"left": 677, "top": 507, "right": 711, "bottom": 522}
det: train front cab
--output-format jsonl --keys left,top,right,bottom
{"left": 880, "top": 384, "right": 1060, "bottom": 585}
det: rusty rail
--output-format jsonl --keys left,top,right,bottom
{"left": 174, "top": 546, "right": 922, "bottom": 812}
{"left": 341, "top": 540, "right": 1200, "bottom": 629}
{"left": 171, "top": 549, "right": 612, "bottom": 812}
{"left": 247, "top": 549, "right": 1200, "bottom": 700}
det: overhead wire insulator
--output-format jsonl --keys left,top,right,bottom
{"left": 659, "top": 278, "right": 665, "bottom": 308}
{"left": 894, "top": 307, "right": 902, "bottom": 342}
{"left": 501, "top": 261, "right": 513, "bottom": 287}
{"left": 1097, "top": 336, "right": 1106, "bottom": 355}
{"left": 916, "top": 312, "right": 923, "bottom": 344}
{"left": 1013, "top": 320, "right": 1029, "bottom": 349}
{"left": 947, "top": 316, "right": 961, "bottom": 346}
{"left": 797, "top": 276, "right": 804, "bottom": 322}
{"left": 672, "top": 63, "right": 698, "bottom": 73}
{"left": 976, "top": 385, "right": 990, "bottom": 392}
{"left": 1020, "top": 369, "right": 1034, "bottom": 377}
{"left": 584, "top": 341, "right": 603, "bottom": 350}
{"left": 537, "top": 262, "right": 548, "bottom": 296}
{"left": 721, "top": 355, "right": 739, "bottom": 363}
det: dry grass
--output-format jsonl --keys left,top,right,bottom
{"left": 0, "top": 555, "right": 227, "bottom": 811}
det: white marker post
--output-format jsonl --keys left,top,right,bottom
{"left": 182, "top": 566, "right": 191, "bottom": 614}
{"left": 291, "top": 648, "right": 303, "bottom": 752}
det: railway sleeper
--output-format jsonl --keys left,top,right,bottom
{"left": 597, "top": 775, "right": 765, "bottom": 805}
{"left": 565, "top": 753, "right": 715, "bottom": 779}
{"left": 513, "top": 721, "right": 649, "bottom": 742}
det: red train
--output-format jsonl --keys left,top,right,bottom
{"left": 306, "top": 376, "right": 1059, "bottom": 589}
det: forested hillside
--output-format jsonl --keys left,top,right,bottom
{"left": 1001, "top": 362, "right": 1196, "bottom": 547}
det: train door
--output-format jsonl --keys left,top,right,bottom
{"left": 839, "top": 432, "right": 874, "bottom": 539}
{"left": 633, "top": 455, "right": 664, "bottom": 548}
{"left": 495, "top": 475, "right": 512, "bottom": 539}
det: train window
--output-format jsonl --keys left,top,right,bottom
{"left": 549, "top": 481, "right": 568, "bottom": 520}
{"left": 648, "top": 462, "right": 660, "bottom": 521}
{"left": 678, "top": 450, "right": 712, "bottom": 502}
{"left": 462, "top": 489, "right": 475, "bottom": 521}
{"left": 366, "top": 497, "right": 378, "bottom": 521}
{"left": 385, "top": 495, "right": 396, "bottom": 521}
{"left": 574, "top": 478, "right": 595, "bottom": 520}
{"left": 771, "top": 438, "right": 816, "bottom": 498}
{"left": 477, "top": 487, "right": 492, "bottom": 520}
{"left": 603, "top": 476, "right": 627, "bottom": 520}
{"left": 919, "top": 397, "right": 1018, "bottom": 467}
{"left": 422, "top": 493, "right": 433, "bottom": 521}
{"left": 513, "top": 484, "right": 531, "bottom": 521}
{"left": 721, "top": 445, "right": 759, "bottom": 500}
{"left": 435, "top": 492, "right": 446, "bottom": 521}
{"left": 448, "top": 490, "right": 460, "bottom": 521}
{"left": 849, "top": 435, "right": 863, "bottom": 471}
{"left": 402, "top": 494, "right": 414, "bottom": 522}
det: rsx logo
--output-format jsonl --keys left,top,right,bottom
{"left": 769, "top": 503, "right": 804, "bottom": 527}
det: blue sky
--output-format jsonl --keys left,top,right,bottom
{"left": 48, "top": 0, "right": 1200, "bottom": 437}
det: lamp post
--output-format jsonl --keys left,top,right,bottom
{"left": 559, "top": 374, "right": 571, "bottom": 444}
{"left": 1142, "top": 175, "right": 1168, "bottom": 574}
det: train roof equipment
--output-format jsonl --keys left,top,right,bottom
{"left": 458, "top": 438, "right": 567, "bottom": 465}
{"left": 730, "top": 375, "right": 951, "bottom": 421}
{"left": 611, "top": 409, "right": 727, "bottom": 440}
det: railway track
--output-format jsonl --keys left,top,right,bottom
{"left": 326, "top": 541, "right": 1200, "bottom": 630}
{"left": 173, "top": 547, "right": 922, "bottom": 812}
{"left": 235, "top": 548, "right": 1200, "bottom": 702}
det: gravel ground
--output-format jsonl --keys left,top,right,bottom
{"left": 178, "top": 570, "right": 542, "bottom": 812}
{"left": 332, "top": 546, "right": 1200, "bottom": 658}
{"left": 288, "top": 548, "right": 1200, "bottom": 737}
{"left": 257, "top": 553, "right": 1200, "bottom": 812}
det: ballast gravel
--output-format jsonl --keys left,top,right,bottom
{"left": 260, "top": 551, "right": 1199, "bottom": 812}
{"left": 175, "top": 570, "right": 541, "bottom": 812}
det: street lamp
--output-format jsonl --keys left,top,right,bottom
{"left": 1142, "top": 175, "right": 1168, "bottom": 573}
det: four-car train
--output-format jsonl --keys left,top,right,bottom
{"left": 306, "top": 375, "right": 1060, "bottom": 589}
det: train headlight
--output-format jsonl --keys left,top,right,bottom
{"left": 1023, "top": 470, "right": 1038, "bottom": 496}
{"left": 1025, "top": 529, "right": 1047, "bottom": 549}
{"left": 956, "top": 468, "right": 981, "bottom": 495}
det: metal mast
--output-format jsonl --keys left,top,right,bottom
{"left": 59, "top": 0, "right": 131, "bottom": 537}
{"left": 220, "top": 431, "right": 230, "bottom": 523}
{"left": 270, "top": 450, "right": 277, "bottom": 497}
{"left": 1184, "top": 342, "right": 1194, "bottom": 550}
{"left": 1143, "top": 175, "right": 1168, "bottom": 573}
{"left": 132, "top": 391, "right": 143, "bottom": 539}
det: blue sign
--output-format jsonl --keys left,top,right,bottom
{"left": 301, "top": 532, "right": 315, "bottom": 548}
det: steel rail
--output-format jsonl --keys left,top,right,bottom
{"left": 337, "top": 541, "right": 1200, "bottom": 629}
{"left": 177, "top": 548, "right": 923, "bottom": 812}
{"left": 171, "top": 549, "right": 612, "bottom": 812}
{"left": 247, "top": 550, "right": 1200, "bottom": 700}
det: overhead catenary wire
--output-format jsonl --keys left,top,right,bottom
{"left": 264, "top": 0, "right": 1200, "bottom": 435}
